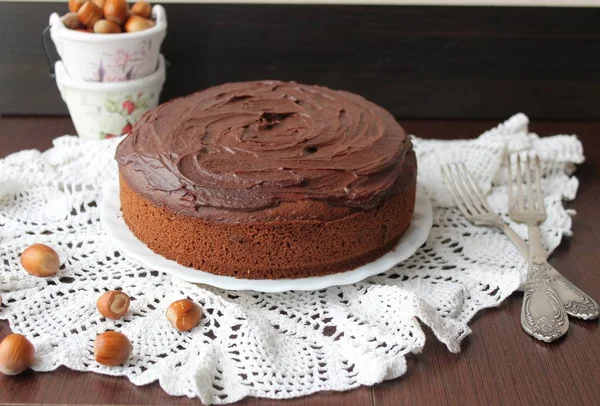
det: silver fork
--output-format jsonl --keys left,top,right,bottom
{"left": 441, "top": 163, "right": 530, "bottom": 258}
{"left": 442, "top": 162, "right": 599, "bottom": 335}
{"left": 506, "top": 154, "right": 599, "bottom": 342}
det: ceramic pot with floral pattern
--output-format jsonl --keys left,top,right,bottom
{"left": 55, "top": 55, "right": 166, "bottom": 139}
{"left": 49, "top": 5, "right": 167, "bottom": 82}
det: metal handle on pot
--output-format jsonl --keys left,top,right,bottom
{"left": 41, "top": 24, "right": 57, "bottom": 78}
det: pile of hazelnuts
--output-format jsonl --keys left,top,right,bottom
{"left": 62, "top": 0, "right": 155, "bottom": 34}
{"left": 0, "top": 243, "right": 203, "bottom": 375}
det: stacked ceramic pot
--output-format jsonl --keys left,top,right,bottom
{"left": 50, "top": 5, "right": 167, "bottom": 139}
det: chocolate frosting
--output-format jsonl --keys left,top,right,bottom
{"left": 116, "top": 81, "right": 414, "bottom": 222}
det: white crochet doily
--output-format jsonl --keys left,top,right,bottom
{"left": 0, "top": 113, "right": 583, "bottom": 404}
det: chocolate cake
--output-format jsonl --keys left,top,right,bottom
{"left": 115, "top": 81, "right": 417, "bottom": 279}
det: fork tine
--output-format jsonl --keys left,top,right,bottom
{"left": 515, "top": 155, "right": 525, "bottom": 211}
{"left": 534, "top": 156, "right": 545, "bottom": 215}
{"left": 454, "top": 164, "right": 483, "bottom": 215}
{"left": 441, "top": 165, "right": 472, "bottom": 218}
{"left": 524, "top": 155, "right": 535, "bottom": 210}
{"left": 506, "top": 153, "right": 514, "bottom": 210}
{"left": 459, "top": 163, "right": 494, "bottom": 214}
{"left": 449, "top": 164, "right": 481, "bottom": 216}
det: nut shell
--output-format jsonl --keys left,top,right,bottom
{"left": 0, "top": 334, "right": 35, "bottom": 376}
{"left": 104, "top": 0, "right": 129, "bottom": 26}
{"left": 124, "top": 15, "right": 154, "bottom": 33}
{"left": 97, "top": 290, "right": 130, "bottom": 318}
{"left": 92, "top": 0, "right": 107, "bottom": 8}
{"left": 20, "top": 244, "right": 60, "bottom": 277}
{"left": 131, "top": 1, "right": 152, "bottom": 19}
{"left": 78, "top": 1, "right": 103, "bottom": 28}
{"left": 69, "top": 0, "right": 87, "bottom": 13}
{"left": 62, "top": 12, "right": 82, "bottom": 30}
{"left": 94, "top": 331, "right": 132, "bottom": 366}
{"left": 166, "top": 299, "right": 202, "bottom": 332}
{"left": 93, "top": 19, "right": 123, "bottom": 34}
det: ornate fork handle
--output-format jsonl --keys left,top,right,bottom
{"left": 521, "top": 260, "right": 569, "bottom": 342}
{"left": 545, "top": 265, "right": 600, "bottom": 320}
{"left": 498, "top": 221, "right": 599, "bottom": 319}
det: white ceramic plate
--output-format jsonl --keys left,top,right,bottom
{"left": 100, "top": 182, "right": 432, "bottom": 292}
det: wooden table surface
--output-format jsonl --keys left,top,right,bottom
{"left": 1, "top": 117, "right": 599, "bottom": 406}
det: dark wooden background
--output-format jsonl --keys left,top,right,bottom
{"left": 1, "top": 2, "right": 600, "bottom": 119}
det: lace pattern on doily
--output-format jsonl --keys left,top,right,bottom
{"left": 0, "top": 114, "right": 582, "bottom": 404}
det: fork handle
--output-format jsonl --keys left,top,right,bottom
{"left": 544, "top": 264, "right": 600, "bottom": 320}
{"left": 527, "top": 225, "right": 600, "bottom": 320}
{"left": 499, "top": 223, "right": 529, "bottom": 259}
{"left": 521, "top": 259, "right": 569, "bottom": 342}
{"left": 527, "top": 224, "right": 547, "bottom": 262}
{"left": 521, "top": 224, "right": 569, "bottom": 342}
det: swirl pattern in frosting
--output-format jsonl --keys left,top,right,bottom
{"left": 116, "top": 81, "right": 414, "bottom": 221}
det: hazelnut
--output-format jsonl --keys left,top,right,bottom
{"left": 68, "top": 0, "right": 87, "bottom": 13}
{"left": 130, "top": 1, "right": 152, "bottom": 19}
{"left": 0, "top": 334, "right": 35, "bottom": 375}
{"left": 94, "top": 331, "right": 132, "bottom": 366}
{"left": 104, "top": 0, "right": 129, "bottom": 26}
{"left": 166, "top": 299, "right": 202, "bottom": 332}
{"left": 61, "top": 12, "right": 82, "bottom": 30}
{"left": 78, "top": 1, "right": 103, "bottom": 28}
{"left": 92, "top": 0, "right": 106, "bottom": 8}
{"left": 93, "top": 19, "right": 122, "bottom": 34}
{"left": 97, "top": 290, "right": 130, "bottom": 319}
{"left": 124, "top": 15, "right": 154, "bottom": 33}
{"left": 20, "top": 244, "right": 60, "bottom": 277}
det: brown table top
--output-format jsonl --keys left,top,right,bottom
{"left": 1, "top": 117, "right": 599, "bottom": 406}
